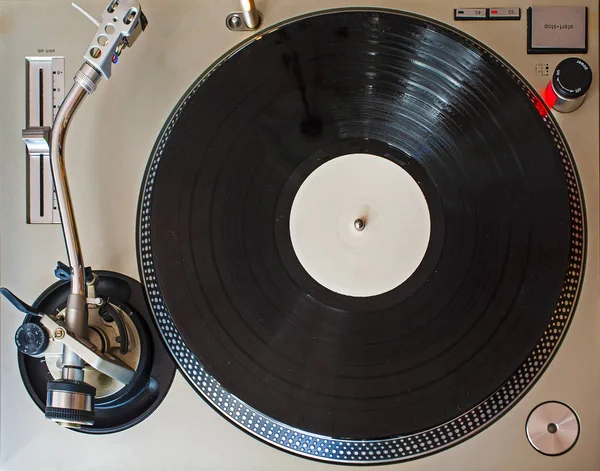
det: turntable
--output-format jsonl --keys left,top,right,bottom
{"left": 0, "top": 0, "right": 598, "bottom": 470}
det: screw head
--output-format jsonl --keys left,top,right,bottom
{"left": 54, "top": 328, "right": 65, "bottom": 340}
{"left": 229, "top": 14, "right": 242, "bottom": 29}
{"left": 98, "top": 373, "right": 113, "bottom": 387}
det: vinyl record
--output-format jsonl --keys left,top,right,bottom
{"left": 138, "top": 9, "right": 585, "bottom": 463}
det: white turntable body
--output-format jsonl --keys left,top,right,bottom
{"left": 0, "top": 0, "right": 598, "bottom": 469}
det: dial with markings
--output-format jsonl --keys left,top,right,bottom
{"left": 15, "top": 322, "right": 49, "bottom": 356}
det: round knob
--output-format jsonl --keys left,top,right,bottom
{"left": 526, "top": 401, "right": 580, "bottom": 455}
{"left": 45, "top": 379, "right": 96, "bottom": 427}
{"left": 548, "top": 58, "right": 592, "bottom": 113}
{"left": 15, "top": 322, "right": 49, "bottom": 356}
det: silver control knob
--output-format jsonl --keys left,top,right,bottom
{"left": 526, "top": 401, "right": 580, "bottom": 455}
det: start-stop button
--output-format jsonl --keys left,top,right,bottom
{"left": 527, "top": 6, "right": 588, "bottom": 54}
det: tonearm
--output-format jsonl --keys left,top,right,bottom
{"left": 3, "top": 0, "right": 147, "bottom": 428}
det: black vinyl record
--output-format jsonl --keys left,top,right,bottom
{"left": 138, "top": 9, "right": 585, "bottom": 463}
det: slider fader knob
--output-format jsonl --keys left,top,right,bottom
{"left": 547, "top": 58, "right": 593, "bottom": 113}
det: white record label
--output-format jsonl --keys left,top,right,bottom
{"left": 289, "top": 153, "right": 431, "bottom": 297}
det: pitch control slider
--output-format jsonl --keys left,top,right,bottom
{"left": 22, "top": 57, "right": 64, "bottom": 224}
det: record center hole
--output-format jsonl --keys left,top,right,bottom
{"left": 547, "top": 423, "right": 559, "bottom": 434}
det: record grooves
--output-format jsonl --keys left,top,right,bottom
{"left": 137, "top": 9, "right": 585, "bottom": 463}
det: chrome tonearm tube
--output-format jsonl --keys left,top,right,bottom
{"left": 51, "top": 0, "right": 147, "bottom": 399}
{"left": 2, "top": 0, "right": 148, "bottom": 428}
{"left": 49, "top": 0, "right": 147, "bottom": 426}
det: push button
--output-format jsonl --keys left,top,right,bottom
{"left": 489, "top": 8, "right": 521, "bottom": 19}
{"left": 527, "top": 7, "right": 588, "bottom": 54}
{"left": 454, "top": 8, "right": 486, "bottom": 20}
